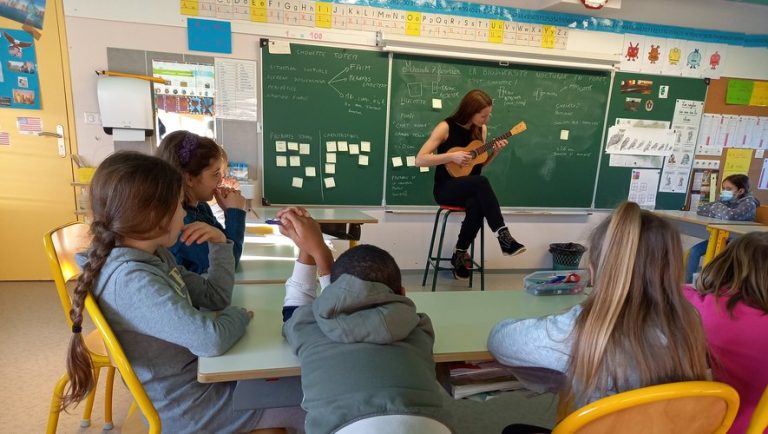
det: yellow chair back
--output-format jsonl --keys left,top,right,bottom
{"left": 747, "top": 385, "right": 768, "bottom": 434}
{"left": 84, "top": 293, "right": 161, "bottom": 433}
{"left": 552, "top": 381, "right": 739, "bottom": 434}
{"left": 755, "top": 205, "right": 768, "bottom": 225}
{"left": 43, "top": 221, "right": 91, "bottom": 327}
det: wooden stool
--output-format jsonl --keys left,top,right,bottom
{"left": 422, "top": 205, "right": 485, "bottom": 292}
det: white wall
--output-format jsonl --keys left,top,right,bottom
{"left": 63, "top": 1, "right": 767, "bottom": 270}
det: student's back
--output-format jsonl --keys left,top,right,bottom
{"left": 684, "top": 232, "right": 768, "bottom": 434}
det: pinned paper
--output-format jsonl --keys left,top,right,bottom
{"left": 268, "top": 40, "right": 291, "bottom": 54}
{"left": 287, "top": 142, "right": 299, "bottom": 151}
{"left": 349, "top": 144, "right": 360, "bottom": 155}
{"left": 420, "top": 166, "right": 430, "bottom": 173}
{"left": 275, "top": 141, "right": 287, "bottom": 152}
{"left": 324, "top": 177, "right": 336, "bottom": 189}
{"left": 358, "top": 155, "right": 369, "bottom": 166}
{"left": 188, "top": 18, "right": 232, "bottom": 54}
{"left": 291, "top": 177, "right": 303, "bottom": 188}
{"left": 392, "top": 157, "right": 403, "bottom": 167}
{"left": 361, "top": 141, "right": 371, "bottom": 152}
{"left": 722, "top": 148, "right": 753, "bottom": 180}
{"left": 276, "top": 156, "right": 287, "bottom": 167}
{"left": 325, "top": 163, "right": 335, "bottom": 174}
{"left": 305, "top": 166, "right": 316, "bottom": 177}
{"left": 327, "top": 153, "right": 337, "bottom": 163}
{"left": 338, "top": 141, "right": 349, "bottom": 152}
{"left": 560, "top": 130, "right": 569, "bottom": 140}
{"left": 299, "top": 143, "right": 310, "bottom": 155}
{"left": 432, "top": 99, "right": 442, "bottom": 109}
{"left": 406, "top": 156, "right": 416, "bottom": 167}
{"left": 326, "top": 141, "right": 337, "bottom": 152}
{"left": 289, "top": 156, "right": 301, "bottom": 167}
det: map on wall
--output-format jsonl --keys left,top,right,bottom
{"left": 0, "top": 28, "right": 40, "bottom": 109}
{"left": 0, "top": 0, "right": 45, "bottom": 30}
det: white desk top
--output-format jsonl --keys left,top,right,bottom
{"left": 198, "top": 285, "right": 584, "bottom": 383}
{"left": 654, "top": 210, "right": 758, "bottom": 226}
{"left": 248, "top": 207, "right": 378, "bottom": 225}
{"left": 707, "top": 224, "right": 768, "bottom": 236}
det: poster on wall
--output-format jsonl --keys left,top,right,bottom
{"left": 0, "top": 0, "right": 45, "bottom": 29}
{"left": 152, "top": 61, "right": 215, "bottom": 115}
{"left": 0, "top": 28, "right": 40, "bottom": 109}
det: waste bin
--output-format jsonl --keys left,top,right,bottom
{"left": 549, "top": 243, "right": 586, "bottom": 270}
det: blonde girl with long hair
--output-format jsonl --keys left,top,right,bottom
{"left": 488, "top": 201, "right": 709, "bottom": 432}
{"left": 59, "top": 151, "right": 302, "bottom": 433}
{"left": 684, "top": 232, "right": 768, "bottom": 434}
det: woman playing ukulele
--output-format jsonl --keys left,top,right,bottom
{"left": 416, "top": 89, "right": 525, "bottom": 280}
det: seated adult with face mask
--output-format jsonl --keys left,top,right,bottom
{"left": 686, "top": 174, "right": 760, "bottom": 283}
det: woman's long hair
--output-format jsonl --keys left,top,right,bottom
{"left": 697, "top": 231, "right": 768, "bottom": 315}
{"left": 565, "top": 201, "right": 709, "bottom": 409}
{"left": 448, "top": 89, "right": 492, "bottom": 141}
{"left": 60, "top": 151, "right": 182, "bottom": 411}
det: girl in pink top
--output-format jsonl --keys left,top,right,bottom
{"left": 684, "top": 232, "right": 768, "bottom": 434}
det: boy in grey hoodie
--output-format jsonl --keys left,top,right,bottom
{"left": 275, "top": 208, "right": 449, "bottom": 434}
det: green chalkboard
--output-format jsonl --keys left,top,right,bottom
{"left": 262, "top": 44, "right": 388, "bottom": 205}
{"left": 386, "top": 54, "right": 611, "bottom": 207}
{"left": 593, "top": 73, "right": 708, "bottom": 210}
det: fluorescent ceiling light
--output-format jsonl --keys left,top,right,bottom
{"left": 377, "top": 32, "right": 618, "bottom": 71}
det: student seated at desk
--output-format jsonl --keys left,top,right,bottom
{"left": 61, "top": 152, "right": 303, "bottom": 433}
{"left": 157, "top": 130, "right": 247, "bottom": 274}
{"left": 687, "top": 174, "right": 760, "bottom": 283}
{"left": 487, "top": 201, "right": 709, "bottom": 433}
{"left": 275, "top": 208, "right": 449, "bottom": 434}
{"left": 684, "top": 232, "right": 768, "bottom": 434}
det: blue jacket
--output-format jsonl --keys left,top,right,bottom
{"left": 170, "top": 201, "right": 246, "bottom": 274}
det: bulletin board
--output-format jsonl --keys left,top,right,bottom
{"left": 704, "top": 77, "right": 768, "bottom": 205}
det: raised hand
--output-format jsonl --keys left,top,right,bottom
{"left": 179, "top": 221, "right": 227, "bottom": 245}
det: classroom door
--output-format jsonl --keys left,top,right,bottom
{"left": 0, "top": 0, "right": 77, "bottom": 280}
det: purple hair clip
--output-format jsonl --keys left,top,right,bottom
{"left": 178, "top": 133, "right": 198, "bottom": 166}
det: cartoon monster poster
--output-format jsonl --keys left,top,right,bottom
{"left": 0, "top": 0, "right": 45, "bottom": 30}
{"left": 0, "top": 28, "right": 40, "bottom": 109}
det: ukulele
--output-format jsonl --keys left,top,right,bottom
{"left": 445, "top": 121, "right": 527, "bottom": 178}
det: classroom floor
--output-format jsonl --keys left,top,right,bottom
{"left": 0, "top": 271, "right": 558, "bottom": 434}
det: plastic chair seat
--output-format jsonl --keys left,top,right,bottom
{"left": 422, "top": 205, "right": 485, "bottom": 292}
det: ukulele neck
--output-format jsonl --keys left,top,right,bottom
{"left": 474, "top": 131, "right": 513, "bottom": 156}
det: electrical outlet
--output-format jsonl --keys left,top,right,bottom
{"left": 84, "top": 112, "right": 101, "bottom": 125}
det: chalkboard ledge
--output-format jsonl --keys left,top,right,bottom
{"left": 385, "top": 207, "right": 593, "bottom": 216}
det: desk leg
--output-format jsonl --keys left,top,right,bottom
{"left": 703, "top": 227, "right": 719, "bottom": 267}
{"left": 349, "top": 239, "right": 357, "bottom": 248}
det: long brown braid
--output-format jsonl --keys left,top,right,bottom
{"left": 61, "top": 151, "right": 181, "bottom": 411}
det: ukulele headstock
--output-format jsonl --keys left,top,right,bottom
{"left": 508, "top": 121, "right": 527, "bottom": 136}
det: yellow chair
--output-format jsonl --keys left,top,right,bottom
{"left": 756, "top": 205, "right": 768, "bottom": 225}
{"left": 84, "top": 293, "right": 161, "bottom": 433}
{"left": 747, "top": 385, "right": 768, "bottom": 434}
{"left": 44, "top": 221, "right": 116, "bottom": 432}
{"left": 552, "top": 381, "right": 739, "bottom": 434}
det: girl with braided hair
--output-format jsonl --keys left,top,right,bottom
{"left": 61, "top": 151, "right": 303, "bottom": 433}
{"left": 157, "top": 131, "right": 247, "bottom": 274}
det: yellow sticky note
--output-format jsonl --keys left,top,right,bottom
{"left": 180, "top": 0, "right": 199, "bottom": 16}
{"left": 326, "top": 141, "right": 337, "bottom": 152}
{"left": 406, "top": 156, "right": 416, "bottom": 167}
{"left": 749, "top": 81, "right": 768, "bottom": 107}
{"left": 405, "top": 12, "right": 421, "bottom": 36}
{"left": 361, "top": 141, "right": 371, "bottom": 152}
{"left": 722, "top": 148, "right": 753, "bottom": 180}
{"left": 291, "top": 177, "right": 303, "bottom": 188}
{"left": 420, "top": 166, "right": 430, "bottom": 173}
{"left": 299, "top": 143, "right": 310, "bottom": 155}
{"left": 315, "top": 2, "right": 332, "bottom": 28}
{"left": 305, "top": 167, "right": 316, "bottom": 177}
{"left": 276, "top": 156, "right": 287, "bottom": 167}
{"left": 325, "top": 164, "right": 335, "bottom": 174}
{"left": 324, "top": 177, "right": 336, "bottom": 189}
{"left": 358, "top": 155, "right": 369, "bottom": 166}
{"left": 275, "top": 141, "right": 287, "bottom": 152}
{"left": 338, "top": 141, "right": 348, "bottom": 152}
{"left": 349, "top": 144, "right": 360, "bottom": 155}
{"left": 541, "top": 25, "right": 556, "bottom": 49}
{"left": 287, "top": 142, "right": 298, "bottom": 151}
{"left": 488, "top": 19, "right": 504, "bottom": 43}
{"left": 289, "top": 156, "right": 301, "bottom": 167}
{"left": 327, "top": 153, "right": 337, "bottom": 163}
{"left": 392, "top": 157, "right": 403, "bottom": 167}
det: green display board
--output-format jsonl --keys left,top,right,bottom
{"left": 593, "top": 73, "right": 708, "bottom": 210}
{"left": 386, "top": 54, "right": 611, "bottom": 207}
{"left": 262, "top": 44, "right": 389, "bottom": 205}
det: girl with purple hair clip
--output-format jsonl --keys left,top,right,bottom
{"left": 157, "top": 131, "right": 247, "bottom": 274}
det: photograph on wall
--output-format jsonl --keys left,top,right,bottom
{"left": 0, "top": 28, "right": 40, "bottom": 109}
{"left": 0, "top": 0, "right": 45, "bottom": 29}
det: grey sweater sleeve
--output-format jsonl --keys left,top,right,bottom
{"left": 697, "top": 197, "right": 757, "bottom": 221}
{"left": 112, "top": 266, "right": 249, "bottom": 357}
{"left": 487, "top": 304, "right": 581, "bottom": 373}
{"left": 175, "top": 241, "right": 236, "bottom": 311}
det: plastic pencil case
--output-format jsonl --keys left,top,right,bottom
{"left": 524, "top": 269, "right": 589, "bottom": 296}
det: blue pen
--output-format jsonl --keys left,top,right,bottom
{"left": 265, "top": 218, "right": 282, "bottom": 225}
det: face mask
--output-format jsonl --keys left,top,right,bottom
{"left": 719, "top": 190, "right": 734, "bottom": 201}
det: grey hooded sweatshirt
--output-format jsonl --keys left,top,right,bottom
{"left": 282, "top": 274, "right": 447, "bottom": 434}
{"left": 84, "top": 242, "right": 262, "bottom": 433}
